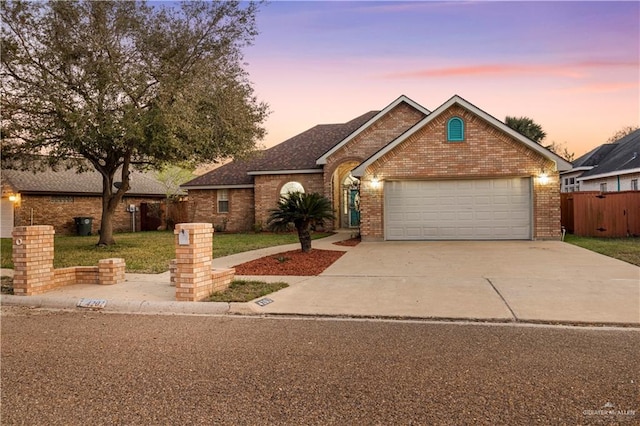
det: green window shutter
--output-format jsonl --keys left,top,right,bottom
{"left": 447, "top": 117, "right": 464, "bottom": 141}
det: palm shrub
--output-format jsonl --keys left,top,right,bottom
{"left": 267, "top": 192, "right": 335, "bottom": 253}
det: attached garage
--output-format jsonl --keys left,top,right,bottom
{"left": 384, "top": 178, "right": 532, "bottom": 240}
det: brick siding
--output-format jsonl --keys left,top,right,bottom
{"left": 13, "top": 194, "right": 164, "bottom": 235}
{"left": 253, "top": 173, "right": 325, "bottom": 227}
{"left": 359, "top": 105, "right": 561, "bottom": 240}
{"left": 188, "top": 188, "right": 255, "bottom": 232}
{"left": 323, "top": 102, "right": 426, "bottom": 228}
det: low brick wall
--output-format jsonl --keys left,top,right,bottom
{"left": 175, "top": 267, "right": 235, "bottom": 302}
{"left": 12, "top": 224, "right": 126, "bottom": 295}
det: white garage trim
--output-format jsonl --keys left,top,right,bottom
{"left": 384, "top": 178, "right": 532, "bottom": 240}
{"left": 1, "top": 198, "right": 15, "bottom": 239}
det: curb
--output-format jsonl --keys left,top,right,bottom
{"left": 1, "top": 295, "right": 230, "bottom": 315}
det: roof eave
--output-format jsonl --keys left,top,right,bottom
{"left": 246, "top": 169, "right": 323, "bottom": 176}
{"left": 577, "top": 167, "right": 640, "bottom": 182}
{"left": 180, "top": 184, "right": 255, "bottom": 190}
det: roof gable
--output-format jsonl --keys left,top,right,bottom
{"left": 316, "top": 95, "right": 430, "bottom": 165}
{"left": 352, "top": 95, "right": 572, "bottom": 177}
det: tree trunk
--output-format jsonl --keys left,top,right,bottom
{"left": 98, "top": 199, "right": 116, "bottom": 246}
{"left": 297, "top": 223, "right": 312, "bottom": 253}
{"left": 97, "top": 159, "right": 131, "bottom": 246}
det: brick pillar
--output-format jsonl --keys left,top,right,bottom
{"left": 174, "top": 223, "right": 213, "bottom": 302}
{"left": 12, "top": 225, "right": 55, "bottom": 296}
{"left": 98, "top": 258, "right": 126, "bottom": 285}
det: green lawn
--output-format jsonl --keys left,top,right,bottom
{"left": 0, "top": 231, "right": 331, "bottom": 274}
{"left": 564, "top": 234, "right": 640, "bottom": 266}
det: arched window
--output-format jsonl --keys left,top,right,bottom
{"left": 280, "top": 181, "right": 304, "bottom": 197}
{"left": 447, "top": 117, "right": 464, "bottom": 141}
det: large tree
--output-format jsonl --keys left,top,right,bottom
{"left": 1, "top": 0, "right": 268, "bottom": 245}
{"left": 504, "top": 116, "right": 547, "bottom": 144}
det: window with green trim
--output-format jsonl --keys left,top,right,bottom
{"left": 447, "top": 117, "right": 464, "bottom": 141}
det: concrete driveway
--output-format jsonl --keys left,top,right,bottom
{"left": 252, "top": 241, "right": 640, "bottom": 325}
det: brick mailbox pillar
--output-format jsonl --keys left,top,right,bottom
{"left": 12, "top": 225, "right": 55, "bottom": 296}
{"left": 174, "top": 223, "right": 214, "bottom": 302}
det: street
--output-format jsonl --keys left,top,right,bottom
{"left": 1, "top": 307, "right": 638, "bottom": 425}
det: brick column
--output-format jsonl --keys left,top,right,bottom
{"left": 12, "top": 225, "right": 55, "bottom": 296}
{"left": 98, "top": 258, "right": 126, "bottom": 285}
{"left": 174, "top": 223, "right": 214, "bottom": 302}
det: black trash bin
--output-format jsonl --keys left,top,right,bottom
{"left": 74, "top": 217, "right": 93, "bottom": 236}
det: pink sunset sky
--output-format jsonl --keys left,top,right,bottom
{"left": 243, "top": 1, "right": 640, "bottom": 158}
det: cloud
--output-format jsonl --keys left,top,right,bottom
{"left": 380, "top": 61, "right": 638, "bottom": 80}
{"left": 556, "top": 81, "right": 640, "bottom": 94}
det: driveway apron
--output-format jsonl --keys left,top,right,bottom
{"left": 254, "top": 241, "right": 640, "bottom": 325}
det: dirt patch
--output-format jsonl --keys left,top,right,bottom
{"left": 233, "top": 249, "right": 346, "bottom": 276}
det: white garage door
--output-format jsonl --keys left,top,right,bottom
{"left": 385, "top": 178, "right": 531, "bottom": 240}
{"left": 1, "top": 198, "right": 15, "bottom": 239}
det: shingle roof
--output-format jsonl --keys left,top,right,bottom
{"left": 572, "top": 144, "right": 618, "bottom": 168}
{"left": 579, "top": 129, "right": 640, "bottom": 178}
{"left": 182, "top": 110, "right": 379, "bottom": 188}
{"left": 2, "top": 167, "right": 173, "bottom": 196}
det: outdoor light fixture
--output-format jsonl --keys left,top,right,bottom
{"left": 371, "top": 174, "right": 380, "bottom": 188}
{"left": 8, "top": 194, "right": 20, "bottom": 203}
{"left": 537, "top": 172, "right": 549, "bottom": 185}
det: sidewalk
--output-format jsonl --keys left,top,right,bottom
{"left": 2, "top": 233, "right": 639, "bottom": 326}
{"left": 0, "top": 232, "right": 353, "bottom": 315}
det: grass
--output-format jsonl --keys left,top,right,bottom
{"left": 0, "top": 231, "right": 331, "bottom": 274}
{"left": 207, "top": 279, "right": 288, "bottom": 302}
{"left": 564, "top": 234, "right": 640, "bottom": 266}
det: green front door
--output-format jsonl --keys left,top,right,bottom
{"left": 349, "top": 189, "right": 360, "bottom": 227}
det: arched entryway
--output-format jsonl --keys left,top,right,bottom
{"left": 331, "top": 161, "right": 361, "bottom": 229}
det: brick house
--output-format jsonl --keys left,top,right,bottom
{"left": 1, "top": 167, "right": 175, "bottom": 237}
{"left": 183, "top": 95, "right": 572, "bottom": 241}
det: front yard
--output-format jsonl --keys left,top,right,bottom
{"left": 0, "top": 231, "right": 331, "bottom": 274}
{"left": 564, "top": 235, "right": 640, "bottom": 266}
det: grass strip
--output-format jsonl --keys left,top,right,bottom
{"left": 207, "top": 279, "right": 288, "bottom": 302}
{"left": 564, "top": 235, "right": 640, "bottom": 266}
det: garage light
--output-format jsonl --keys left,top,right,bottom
{"left": 537, "top": 172, "right": 549, "bottom": 185}
{"left": 8, "top": 194, "right": 20, "bottom": 203}
{"left": 371, "top": 174, "right": 380, "bottom": 188}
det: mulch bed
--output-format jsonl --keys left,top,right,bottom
{"left": 233, "top": 249, "right": 346, "bottom": 276}
{"left": 333, "top": 237, "right": 361, "bottom": 247}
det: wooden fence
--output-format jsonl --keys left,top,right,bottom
{"left": 561, "top": 191, "right": 640, "bottom": 237}
{"left": 140, "top": 200, "right": 189, "bottom": 231}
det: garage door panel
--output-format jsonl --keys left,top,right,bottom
{"left": 385, "top": 179, "right": 531, "bottom": 240}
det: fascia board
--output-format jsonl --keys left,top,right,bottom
{"left": 180, "top": 184, "right": 255, "bottom": 190}
{"left": 576, "top": 167, "right": 640, "bottom": 182}
{"left": 246, "top": 169, "right": 323, "bottom": 176}
{"left": 316, "top": 95, "right": 431, "bottom": 166}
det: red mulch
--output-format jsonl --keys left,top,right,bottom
{"left": 333, "top": 237, "right": 361, "bottom": 247}
{"left": 233, "top": 249, "right": 346, "bottom": 276}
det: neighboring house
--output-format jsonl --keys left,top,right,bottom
{"left": 561, "top": 129, "right": 640, "bottom": 193}
{"left": 1, "top": 166, "right": 176, "bottom": 238}
{"left": 183, "top": 95, "right": 572, "bottom": 241}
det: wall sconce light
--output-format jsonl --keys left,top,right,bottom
{"left": 537, "top": 172, "right": 549, "bottom": 185}
{"left": 371, "top": 174, "right": 380, "bottom": 188}
{"left": 8, "top": 193, "right": 20, "bottom": 203}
